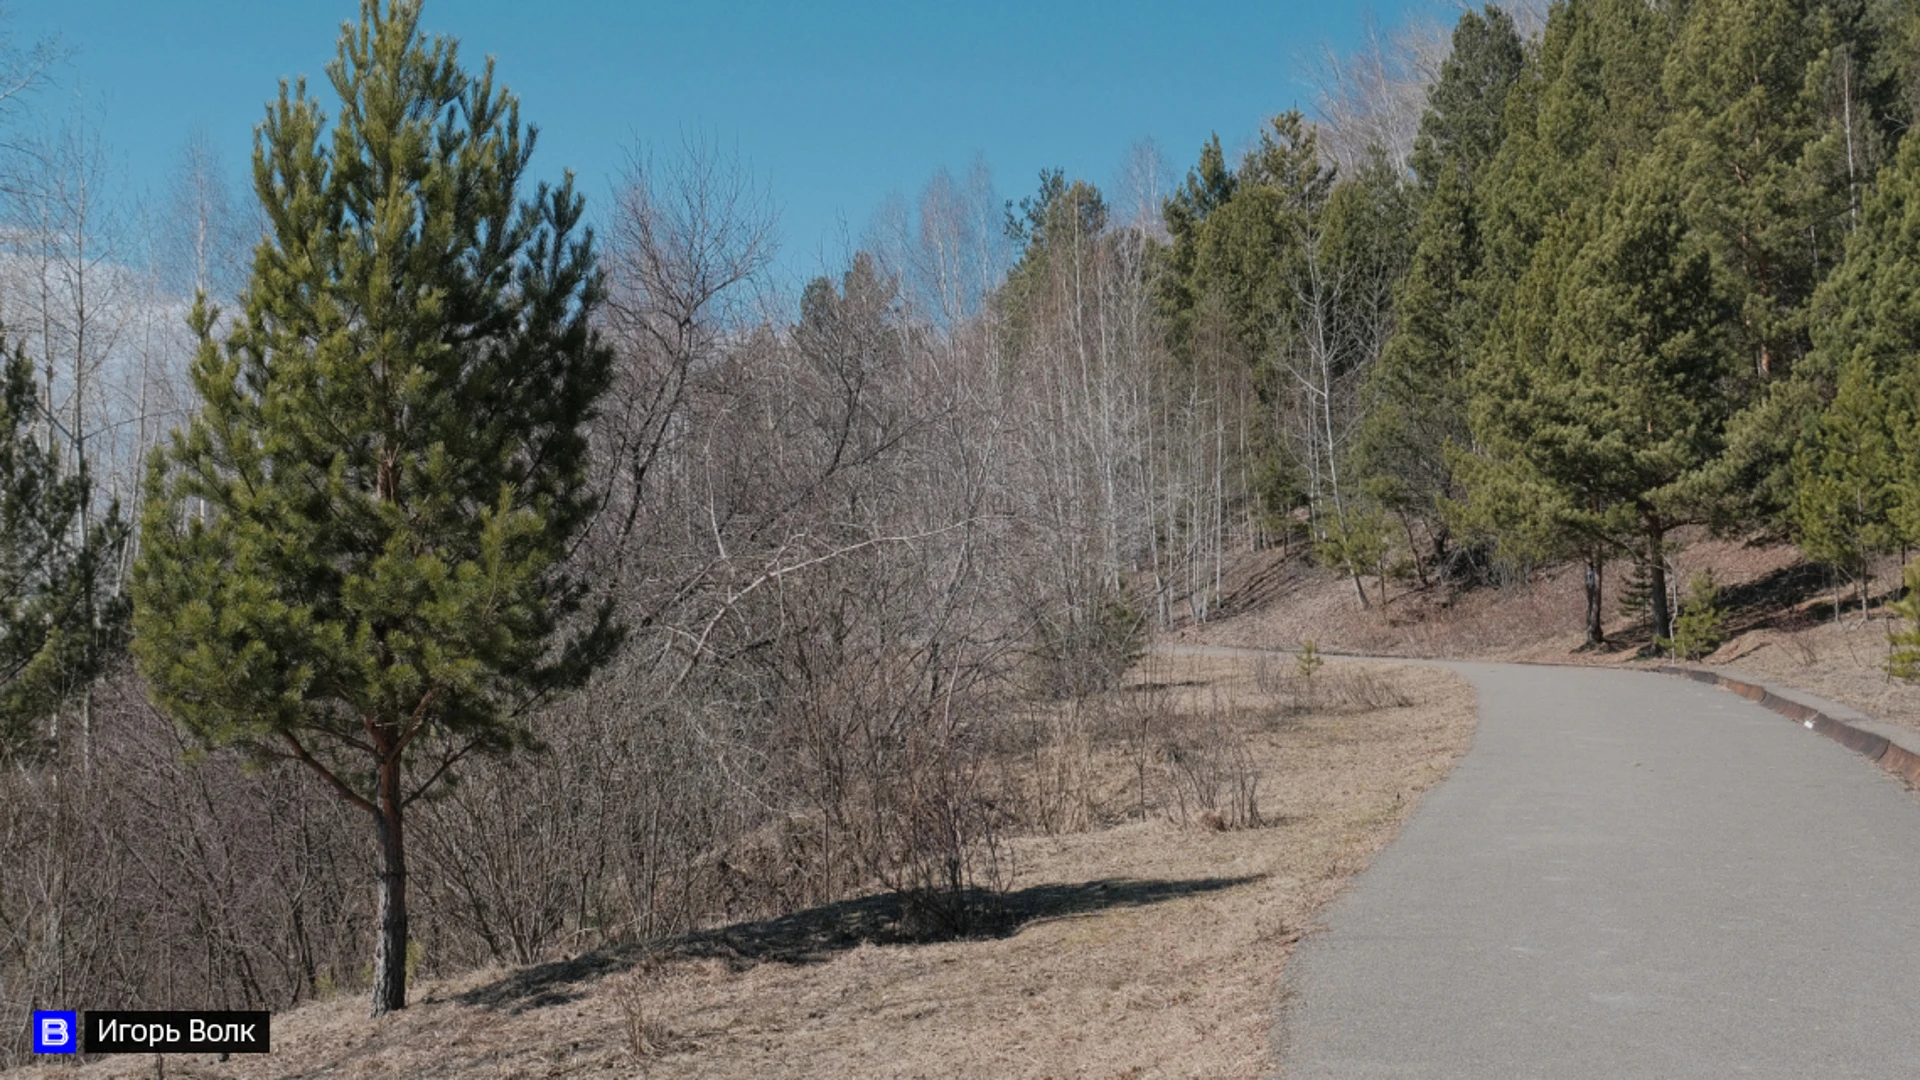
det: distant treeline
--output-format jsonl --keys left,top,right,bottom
{"left": 1148, "top": 0, "right": 1920, "bottom": 646}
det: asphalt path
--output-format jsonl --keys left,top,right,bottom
{"left": 1269, "top": 660, "right": 1920, "bottom": 1079}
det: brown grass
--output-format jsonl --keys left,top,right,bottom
{"left": 8, "top": 657, "right": 1475, "bottom": 1080}
{"left": 1184, "top": 533, "right": 1920, "bottom": 737}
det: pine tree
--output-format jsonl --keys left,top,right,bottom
{"left": 1407, "top": 5, "right": 1527, "bottom": 195}
{"left": 1791, "top": 357, "right": 1897, "bottom": 616}
{"left": 1185, "top": 111, "right": 1333, "bottom": 373}
{"left": 1676, "top": 0, "right": 1905, "bottom": 524}
{"left": 1785, "top": 111, "right": 1920, "bottom": 557}
{"left": 1456, "top": 0, "right": 1710, "bottom": 646}
{"left": 1356, "top": 5, "right": 1526, "bottom": 577}
{"left": 1465, "top": 155, "right": 1729, "bottom": 646}
{"left": 131, "top": 0, "right": 617, "bottom": 1016}
{"left": 1159, "top": 134, "right": 1237, "bottom": 358}
{"left": 1662, "top": 0, "right": 1836, "bottom": 383}
{"left": 0, "top": 341, "right": 126, "bottom": 760}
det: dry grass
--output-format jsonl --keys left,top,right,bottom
{"left": 1184, "top": 534, "right": 1920, "bottom": 738}
{"left": 1704, "top": 615, "right": 1920, "bottom": 731}
{"left": 8, "top": 657, "right": 1475, "bottom": 1080}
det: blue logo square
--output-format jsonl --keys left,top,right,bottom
{"left": 32, "top": 1010, "right": 77, "bottom": 1054}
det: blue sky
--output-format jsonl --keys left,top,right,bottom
{"left": 6, "top": 0, "right": 1441, "bottom": 290}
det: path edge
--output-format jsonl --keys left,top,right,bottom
{"left": 1655, "top": 664, "right": 1920, "bottom": 787}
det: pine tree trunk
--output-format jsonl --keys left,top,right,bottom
{"left": 1648, "top": 528, "right": 1673, "bottom": 645}
{"left": 371, "top": 755, "right": 408, "bottom": 1017}
{"left": 1584, "top": 554, "right": 1605, "bottom": 647}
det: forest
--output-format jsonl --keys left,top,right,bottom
{"left": 7, "top": 0, "right": 1920, "bottom": 1055}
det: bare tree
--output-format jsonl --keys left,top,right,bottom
{"left": 1305, "top": 12, "right": 1450, "bottom": 174}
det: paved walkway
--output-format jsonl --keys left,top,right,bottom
{"left": 1275, "top": 661, "right": 1920, "bottom": 1079}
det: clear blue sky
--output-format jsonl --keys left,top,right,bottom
{"left": 7, "top": 0, "right": 1441, "bottom": 291}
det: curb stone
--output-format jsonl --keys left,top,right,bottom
{"left": 1656, "top": 664, "right": 1920, "bottom": 787}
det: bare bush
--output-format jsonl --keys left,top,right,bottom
{"left": 1321, "top": 666, "right": 1417, "bottom": 712}
{"left": 1161, "top": 690, "right": 1264, "bottom": 831}
{"left": 0, "top": 666, "right": 371, "bottom": 1066}
{"left": 1021, "top": 700, "right": 1096, "bottom": 835}
{"left": 609, "top": 952, "right": 672, "bottom": 1060}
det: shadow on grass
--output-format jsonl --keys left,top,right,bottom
{"left": 457, "top": 873, "right": 1261, "bottom": 1013}
{"left": 1719, "top": 560, "right": 1833, "bottom": 632}
{"left": 1598, "top": 559, "right": 1837, "bottom": 655}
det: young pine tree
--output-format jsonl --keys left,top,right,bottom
{"left": 1791, "top": 357, "right": 1897, "bottom": 618}
{"left": 132, "top": 0, "right": 617, "bottom": 1016}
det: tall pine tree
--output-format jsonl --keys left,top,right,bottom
{"left": 0, "top": 341, "right": 126, "bottom": 760}
{"left": 132, "top": 0, "right": 617, "bottom": 1016}
{"left": 1356, "top": 5, "right": 1526, "bottom": 577}
{"left": 1467, "top": 162, "right": 1729, "bottom": 645}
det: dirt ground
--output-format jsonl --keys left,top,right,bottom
{"left": 1179, "top": 532, "right": 1920, "bottom": 733}
{"left": 12, "top": 657, "right": 1476, "bottom": 1080}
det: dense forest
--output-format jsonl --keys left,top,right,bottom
{"left": 8, "top": 0, "right": 1920, "bottom": 1052}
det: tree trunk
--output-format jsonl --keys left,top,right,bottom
{"left": 1584, "top": 554, "right": 1605, "bottom": 647}
{"left": 1648, "top": 529, "right": 1673, "bottom": 646}
{"left": 371, "top": 755, "right": 409, "bottom": 1016}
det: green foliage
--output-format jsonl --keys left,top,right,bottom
{"left": 1662, "top": 0, "right": 1841, "bottom": 383}
{"left": 1672, "top": 0, "right": 1911, "bottom": 524}
{"left": 1356, "top": 6, "right": 1526, "bottom": 565}
{"left": 1791, "top": 357, "right": 1898, "bottom": 584}
{"left": 1887, "top": 563, "right": 1920, "bottom": 680}
{"left": 1465, "top": 156, "right": 1729, "bottom": 582}
{"left": 135, "top": 0, "right": 616, "bottom": 762}
{"left": 1315, "top": 499, "right": 1393, "bottom": 595}
{"left": 0, "top": 343, "right": 127, "bottom": 759}
{"left": 1159, "top": 133, "right": 1237, "bottom": 355}
{"left": 1180, "top": 111, "right": 1332, "bottom": 371}
{"left": 131, "top": 0, "right": 617, "bottom": 1012}
{"left": 1295, "top": 639, "right": 1324, "bottom": 682}
{"left": 1659, "top": 570, "right": 1727, "bottom": 660}
{"left": 1408, "top": 4, "right": 1527, "bottom": 193}
{"left": 1000, "top": 168, "right": 1109, "bottom": 347}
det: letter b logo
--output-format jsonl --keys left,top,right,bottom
{"left": 33, "top": 1010, "right": 77, "bottom": 1053}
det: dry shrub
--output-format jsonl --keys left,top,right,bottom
{"left": 881, "top": 732, "right": 1016, "bottom": 940}
{"left": 1023, "top": 700, "right": 1096, "bottom": 835}
{"left": 1161, "top": 690, "right": 1263, "bottom": 830}
{"left": 1318, "top": 665, "right": 1417, "bottom": 712}
{"left": 1117, "top": 678, "right": 1174, "bottom": 822}
{"left": 609, "top": 952, "right": 672, "bottom": 1060}
{"left": 1784, "top": 632, "right": 1820, "bottom": 667}
{"left": 1256, "top": 657, "right": 1417, "bottom": 717}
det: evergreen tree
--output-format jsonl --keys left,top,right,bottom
{"left": 0, "top": 342, "right": 126, "bottom": 760}
{"left": 1465, "top": 157, "right": 1729, "bottom": 646}
{"left": 1791, "top": 357, "right": 1897, "bottom": 615}
{"left": 1356, "top": 5, "right": 1526, "bottom": 578}
{"left": 1777, "top": 114, "right": 1920, "bottom": 553}
{"left": 1000, "top": 168, "right": 1107, "bottom": 348}
{"left": 1662, "top": 0, "right": 1836, "bottom": 384}
{"left": 132, "top": 0, "right": 617, "bottom": 1016}
{"left": 1807, "top": 129, "right": 1920, "bottom": 385}
{"left": 1186, "top": 111, "right": 1333, "bottom": 373}
{"left": 1408, "top": 5, "right": 1528, "bottom": 194}
{"left": 1159, "top": 134, "right": 1237, "bottom": 358}
{"left": 1675, "top": 0, "right": 1904, "bottom": 524}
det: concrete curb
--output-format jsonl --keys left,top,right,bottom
{"left": 1656, "top": 664, "right": 1920, "bottom": 788}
